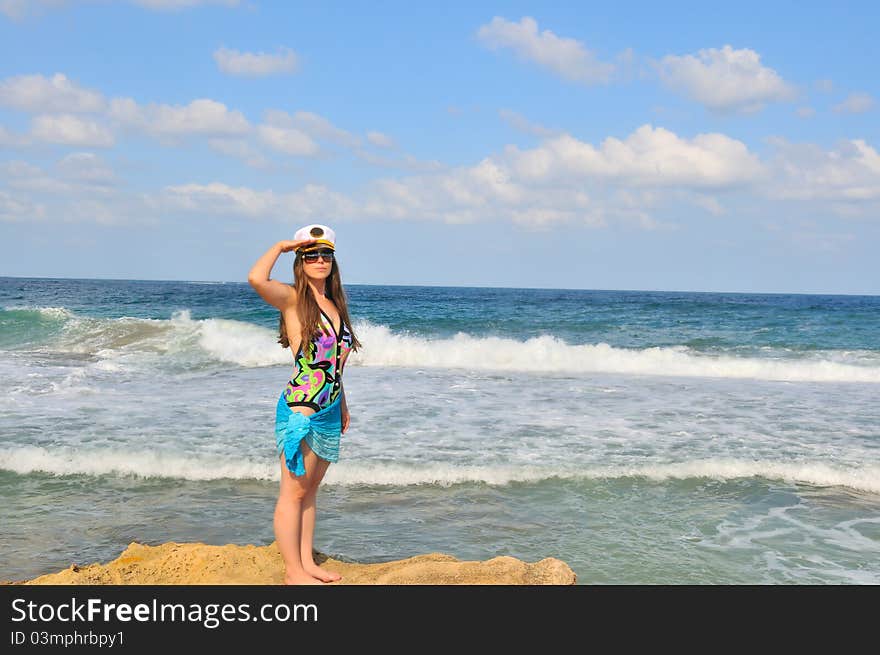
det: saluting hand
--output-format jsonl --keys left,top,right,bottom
{"left": 278, "top": 238, "right": 317, "bottom": 253}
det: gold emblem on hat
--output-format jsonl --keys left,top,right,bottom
{"left": 310, "top": 227, "right": 324, "bottom": 237}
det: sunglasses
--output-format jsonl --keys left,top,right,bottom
{"left": 302, "top": 249, "right": 335, "bottom": 263}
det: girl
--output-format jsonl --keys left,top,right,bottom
{"left": 248, "top": 224, "right": 361, "bottom": 584}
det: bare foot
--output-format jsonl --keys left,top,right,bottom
{"left": 284, "top": 571, "right": 325, "bottom": 585}
{"left": 303, "top": 563, "right": 342, "bottom": 583}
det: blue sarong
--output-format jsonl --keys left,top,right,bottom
{"left": 275, "top": 392, "right": 342, "bottom": 477}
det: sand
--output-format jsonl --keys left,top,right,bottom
{"left": 10, "top": 541, "right": 577, "bottom": 585}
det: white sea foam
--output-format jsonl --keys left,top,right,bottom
{"left": 347, "top": 324, "right": 880, "bottom": 383}
{"left": 0, "top": 446, "right": 275, "bottom": 481}
{"left": 2, "top": 447, "right": 877, "bottom": 493}
{"left": 595, "top": 460, "right": 880, "bottom": 494}
{"left": 193, "top": 312, "right": 290, "bottom": 367}
{"left": 7, "top": 307, "right": 880, "bottom": 382}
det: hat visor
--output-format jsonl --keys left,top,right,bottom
{"left": 297, "top": 240, "right": 335, "bottom": 252}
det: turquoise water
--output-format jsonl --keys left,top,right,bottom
{"left": 1, "top": 276, "right": 878, "bottom": 583}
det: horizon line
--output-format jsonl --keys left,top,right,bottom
{"left": 1, "top": 274, "right": 877, "bottom": 298}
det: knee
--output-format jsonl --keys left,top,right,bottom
{"left": 278, "top": 480, "right": 309, "bottom": 502}
{"left": 289, "top": 486, "right": 309, "bottom": 501}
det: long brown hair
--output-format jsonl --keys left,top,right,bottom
{"left": 278, "top": 252, "right": 362, "bottom": 354}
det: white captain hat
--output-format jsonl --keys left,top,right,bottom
{"left": 293, "top": 224, "right": 336, "bottom": 251}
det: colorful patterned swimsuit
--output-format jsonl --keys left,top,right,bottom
{"left": 282, "top": 307, "right": 353, "bottom": 412}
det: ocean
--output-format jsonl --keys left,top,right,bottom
{"left": 1, "top": 276, "right": 878, "bottom": 584}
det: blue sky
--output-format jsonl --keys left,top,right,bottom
{"left": 1, "top": 1, "right": 878, "bottom": 294}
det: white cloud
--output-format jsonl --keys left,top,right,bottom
{"left": 1, "top": 75, "right": 262, "bottom": 147}
{"left": 0, "top": 158, "right": 135, "bottom": 224}
{"left": 55, "top": 152, "right": 116, "bottom": 185}
{"left": 208, "top": 138, "right": 273, "bottom": 169}
{"left": 31, "top": 114, "right": 115, "bottom": 146}
{"left": 504, "top": 125, "right": 762, "bottom": 188}
{"left": 354, "top": 125, "right": 762, "bottom": 227}
{"left": 255, "top": 124, "right": 759, "bottom": 227}
{"left": 0, "top": 159, "right": 43, "bottom": 179}
{"left": 367, "top": 131, "right": 396, "bottom": 149}
{"left": 8, "top": 102, "right": 879, "bottom": 229}
{"left": 213, "top": 46, "right": 298, "bottom": 77}
{"left": 162, "top": 181, "right": 357, "bottom": 220}
{"left": 267, "top": 110, "right": 360, "bottom": 148}
{"left": 833, "top": 92, "right": 875, "bottom": 114}
{"left": 767, "top": 137, "right": 880, "bottom": 202}
{"left": 0, "top": 73, "right": 105, "bottom": 113}
{"left": 2, "top": 158, "right": 91, "bottom": 194}
{"left": 607, "top": 189, "right": 670, "bottom": 229}
{"left": 499, "top": 109, "right": 558, "bottom": 137}
{"left": 0, "top": 190, "right": 46, "bottom": 221}
{"left": 295, "top": 111, "right": 359, "bottom": 147}
{"left": 476, "top": 16, "right": 615, "bottom": 85}
{"left": 279, "top": 184, "right": 359, "bottom": 220}
{"left": 0, "top": 73, "right": 361, "bottom": 163}
{"left": 257, "top": 109, "right": 361, "bottom": 154}
{"left": 109, "top": 97, "right": 250, "bottom": 136}
{"left": 361, "top": 159, "right": 602, "bottom": 227}
{"left": 256, "top": 125, "right": 319, "bottom": 157}
{"left": 687, "top": 192, "right": 725, "bottom": 216}
{"left": 656, "top": 45, "right": 796, "bottom": 113}
{"left": 164, "top": 182, "right": 277, "bottom": 216}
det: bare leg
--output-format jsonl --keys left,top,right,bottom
{"left": 299, "top": 447, "right": 342, "bottom": 582}
{"left": 275, "top": 448, "right": 324, "bottom": 585}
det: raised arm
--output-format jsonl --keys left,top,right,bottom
{"left": 247, "top": 238, "right": 316, "bottom": 309}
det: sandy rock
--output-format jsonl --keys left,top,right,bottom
{"left": 15, "top": 542, "right": 577, "bottom": 585}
